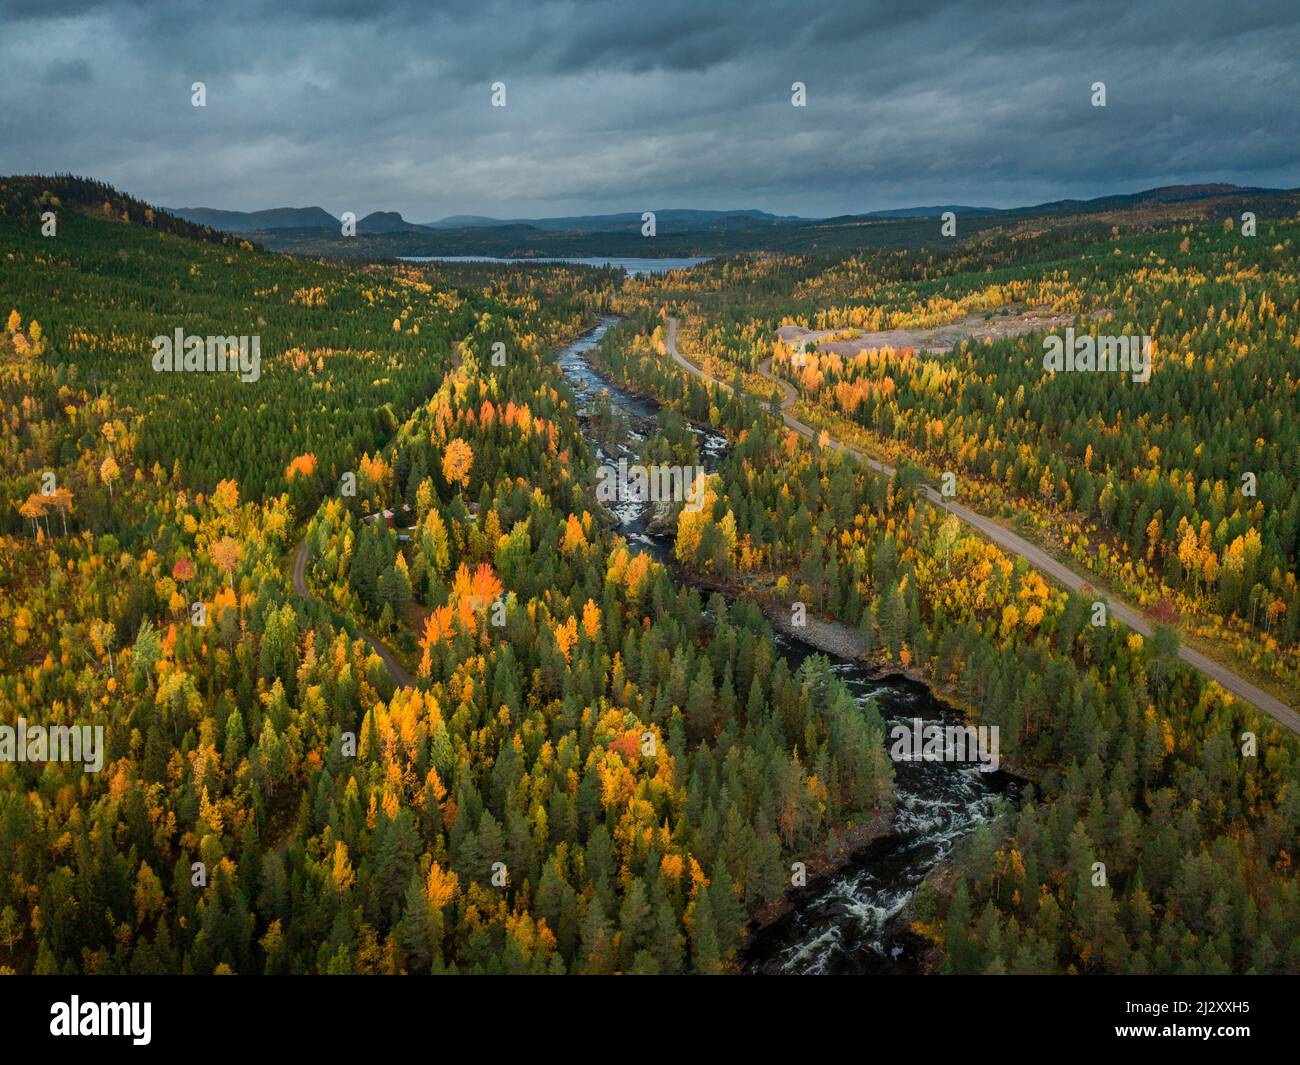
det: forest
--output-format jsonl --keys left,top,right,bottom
{"left": 0, "top": 177, "right": 888, "bottom": 973}
{"left": 588, "top": 289, "right": 1300, "bottom": 973}
{"left": 616, "top": 217, "right": 1300, "bottom": 708}
{"left": 0, "top": 176, "right": 1296, "bottom": 975}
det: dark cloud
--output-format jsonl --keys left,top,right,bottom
{"left": 43, "top": 57, "right": 92, "bottom": 83}
{"left": 2, "top": 0, "right": 1296, "bottom": 219}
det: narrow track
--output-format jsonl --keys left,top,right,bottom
{"left": 292, "top": 540, "right": 415, "bottom": 689}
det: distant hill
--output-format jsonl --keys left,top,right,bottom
{"left": 158, "top": 205, "right": 805, "bottom": 236}
{"left": 167, "top": 205, "right": 339, "bottom": 232}
{"left": 861, "top": 205, "right": 996, "bottom": 218}
{"left": 424, "top": 214, "right": 515, "bottom": 229}
{"left": 10, "top": 175, "right": 1292, "bottom": 269}
{"left": 167, "top": 205, "right": 428, "bottom": 235}
{"left": 356, "top": 211, "right": 427, "bottom": 234}
{"left": 1012, "top": 183, "right": 1265, "bottom": 216}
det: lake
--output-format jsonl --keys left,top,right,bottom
{"left": 400, "top": 255, "right": 711, "bottom": 276}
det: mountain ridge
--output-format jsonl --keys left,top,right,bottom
{"left": 161, "top": 182, "right": 1286, "bottom": 240}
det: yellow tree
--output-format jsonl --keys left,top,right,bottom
{"left": 561, "top": 513, "right": 587, "bottom": 556}
{"left": 418, "top": 605, "right": 457, "bottom": 676}
{"left": 133, "top": 863, "right": 166, "bottom": 926}
{"left": 451, "top": 562, "right": 503, "bottom": 627}
{"left": 18, "top": 495, "right": 47, "bottom": 538}
{"left": 100, "top": 455, "right": 121, "bottom": 497}
{"left": 935, "top": 514, "right": 961, "bottom": 573}
{"left": 423, "top": 509, "right": 450, "bottom": 576}
{"left": 212, "top": 479, "right": 240, "bottom": 514}
{"left": 90, "top": 620, "right": 117, "bottom": 676}
{"left": 554, "top": 616, "right": 578, "bottom": 662}
{"left": 581, "top": 599, "right": 601, "bottom": 640}
{"left": 442, "top": 438, "right": 473, "bottom": 491}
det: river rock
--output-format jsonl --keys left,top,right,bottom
{"left": 646, "top": 500, "right": 678, "bottom": 536}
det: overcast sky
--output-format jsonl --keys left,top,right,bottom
{"left": 2, "top": 0, "right": 1298, "bottom": 220}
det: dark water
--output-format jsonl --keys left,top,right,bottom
{"left": 742, "top": 647, "right": 1021, "bottom": 974}
{"left": 403, "top": 256, "right": 711, "bottom": 276}
{"left": 555, "top": 319, "right": 1018, "bottom": 975}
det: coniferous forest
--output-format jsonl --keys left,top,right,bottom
{"left": 3, "top": 173, "right": 1298, "bottom": 982}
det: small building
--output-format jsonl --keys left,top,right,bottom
{"left": 362, "top": 503, "right": 415, "bottom": 529}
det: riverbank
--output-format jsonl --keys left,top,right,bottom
{"left": 736, "top": 809, "right": 895, "bottom": 970}
{"left": 674, "top": 564, "right": 868, "bottom": 659}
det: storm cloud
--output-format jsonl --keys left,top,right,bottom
{"left": 2, "top": 0, "right": 1296, "bottom": 218}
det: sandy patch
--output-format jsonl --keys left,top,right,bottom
{"left": 778, "top": 305, "right": 1111, "bottom": 356}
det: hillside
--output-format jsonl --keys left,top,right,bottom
{"left": 1, "top": 174, "right": 252, "bottom": 248}
{"left": 0, "top": 176, "right": 598, "bottom": 502}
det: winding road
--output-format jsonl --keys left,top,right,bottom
{"left": 292, "top": 540, "right": 415, "bottom": 689}
{"left": 662, "top": 316, "right": 1300, "bottom": 735}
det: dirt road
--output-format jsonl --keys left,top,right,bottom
{"left": 663, "top": 316, "right": 1300, "bottom": 735}
{"left": 292, "top": 540, "right": 416, "bottom": 690}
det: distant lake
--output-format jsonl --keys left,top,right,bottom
{"left": 399, "top": 255, "right": 711, "bottom": 276}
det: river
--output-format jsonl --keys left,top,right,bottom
{"left": 555, "top": 316, "right": 1021, "bottom": 975}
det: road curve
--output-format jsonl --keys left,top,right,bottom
{"left": 292, "top": 540, "right": 416, "bottom": 690}
{"left": 663, "top": 316, "right": 1300, "bottom": 734}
